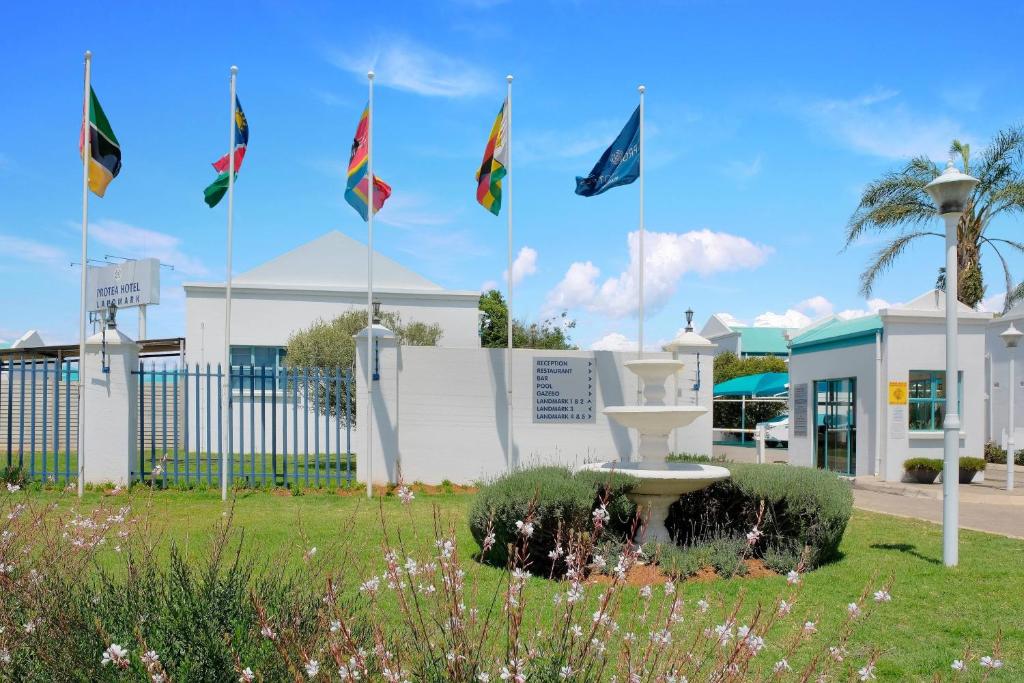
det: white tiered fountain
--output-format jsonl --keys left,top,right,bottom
{"left": 582, "top": 357, "right": 729, "bottom": 543}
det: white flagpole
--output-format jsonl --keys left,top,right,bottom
{"left": 222, "top": 65, "right": 238, "bottom": 502}
{"left": 366, "top": 70, "right": 375, "bottom": 499}
{"left": 505, "top": 74, "right": 514, "bottom": 467}
{"left": 637, "top": 84, "right": 646, "bottom": 403}
{"left": 77, "top": 50, "right": 92, "bottom": 498}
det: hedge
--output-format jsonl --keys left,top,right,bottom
{"left": 667, "top": 463, "right": 853, "bottom": 569}
{"left": 468, "top": 466, "right": 638, "bottom": 573}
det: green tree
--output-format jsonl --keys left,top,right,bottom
{"left": 846, "top": 131, "right": 1024, "bottom": 311}
{"left": 712, "top": 351, "right": 788, "bottom": 436}
{"left": 478, "top": 289, "right": 578, "bottom": 350}
{"left": 285, "top": 309, "right": 442, "bottom": 420}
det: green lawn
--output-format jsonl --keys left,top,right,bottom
{"left": 32, "top": 488, "right": 1024, "bottom": 680}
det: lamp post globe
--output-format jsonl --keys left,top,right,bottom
{"left": 1001, "top": 323, "right": 1023, "bottom": 492}
{"left": 923, "top": 160, "right": 979, "bottom": 568}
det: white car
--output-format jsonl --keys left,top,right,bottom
{"left": 757, "top": 414, "right": 789, "bottom": 448}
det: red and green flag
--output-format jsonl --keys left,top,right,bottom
{"left": 475, "top": 99, "right": 508, "bottom": 215}
{"left": 345, "top": 103, "right": 391, "bottom": 221}
{"left": 204, "top": 97, "right": 249, "bottom": 208}
{"left": 79, "top": 87, "right": 121, "bottom": 197}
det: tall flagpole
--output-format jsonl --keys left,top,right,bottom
{"left": 222, "top": 65, "right": 238, "bottom": 502}
{"left": 366, "top": 70, "right": 375, "bottom": 499}
{"left": 637, "top": 84, "right": 646, "bottom": 404}
{"left": 505, "top": 74, "right": 514, "bottom": 467}
{"left": 78, "top": 50, "right": 92, "bottom": 498}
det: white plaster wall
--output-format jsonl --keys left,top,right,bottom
{"left": 353, "top": 346, "right": 713, "bottom": 485}
{"left": 81, "top": 331, "right": 138, "bottom": 484}
{"left": 670, "top": 349, "right": 714, "bottom": 457}
{"left": 786, "top": 342, "right": 878, "bottom": 476}
{"left": 184, "top": 285, "right": 481, "bottom": 368}
{"left": 881, "top": 319, "right": 988, "bottom": 481}
{"left": 986, "top": 319, "right": 1024, "bottom": 448}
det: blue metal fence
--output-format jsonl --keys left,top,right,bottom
{"left": 0, "top": 358, "right": 79, "bottom": 482}
{"left": 134, "top": 363, "right": 354, "bottom": 488}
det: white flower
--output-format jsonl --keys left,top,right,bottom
{"left": 478, "top": 674, "right": 491, "bottom": 682}
{"left": 697, "top": 598, "right": 709, "bottom": 613}
{"left": 592, "top": 505, "right": 610, "bottom": 526}
{"left": 951, "top": 659, "right": 966, "bottom": 671}
{"left": 0, "top": 648, "right": 9, "bottom": 664}
{"left": 239, "top": 667, "right": 255, "bottom": 683}
{"left": 515, "top": 520, "right": 534, "bottom": 538}
{"left": 142, "top": 650, "right": 160, "bottom": 667}
{"left": 23, "top": 620, "right": 36, "bottom": 634}
{"left": 560, "top": 664, "right": 574, "bottom": 679}
{"left": 746, "top": 526, "right": 762, "bottom": 544}
{"left": 777, "top": 599, "right": 792, "bottom": 616}
{"left": 304, "top": 546, "right": 318, "bottom": 560}
{"left": 591, "top": 554, "right": 607, "bottom": 570}
{"left": 305, "top": 659, "right": 320, "bottom": 678}
{"left": 511, "top": 567, "right": 531, "bottom": 581}
{"left": 773, "top": 659, "right": 792, "bottom": 673}
{"left": 101, "top": 643, "right": 129, "bottom": 668}
{"left": 829, "top": 646, "right": 847, "bottom": 662}
{"left": 152, "top": 464, "right": 163, "bottom": 476}
{"left": 803, "top": 620, "right": 817, "bottom": 634}
{"left": 786, "top": 570, "right": 801, "bottom": 585}
{"left": 872, "top": 589, "right": 891, "bottom": 603}
{"left": 397, "top": 485, "right": 414, "bottom": 504}
{"left": 570, "top": 624, "right": 583, "bottom": 638}
{"left": 664, "top": 581, "right": 676, "bottom": 596}
{"left": 639, "top": 585, "right": 652, "bottom": 599}
{"left": 483, "top": 532, "right": 496, "bottom": 551}
{"left": 847, "top": 602, "right": 862, "bottom": 618}
{"left": 360, "top": 576, "right": 380, "bottom": 595}
{"left": 6, "top": 483, "right": 20, "bottom": 493}
{"left": 152, "top": 675, "right": 166, "bottom": 683}
{"left": 858, "top": 663, "right": 876, "bottom": 680}
{"left": 330, "top": 619, "right": 341, "bottom": 633}
{"left": 980, "top": 656, "right": 1003, "bottom": 669}
{"left": 260, "top": 625, "right": 276, "bottom": 640}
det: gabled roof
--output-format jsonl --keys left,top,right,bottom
{"left": 789, "top": 315, "right": 882, "bottom": 352}
{"left": 185, "top": 230, "right": 456, "bottom": 294}
{"left": 730, "top": 326, "right": 792, "bottom": 355}
{"left": 699, "top": 314, "right": 736, "bottom": 339}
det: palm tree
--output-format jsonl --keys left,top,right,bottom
{"left": 845, "top": 129, "right": 1024, "bottom": 312}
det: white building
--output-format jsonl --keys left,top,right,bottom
{"left": 699, "top": 315, "right": 792, "bottom": 359}
{"left": 786, "top": 291, "right": 991, "bottom": 481}
{"left": 184, "top": 231, "right": 482, "bottom": 369}
{"left": 986, "top": 301, "right": 1024, "bottom": 449}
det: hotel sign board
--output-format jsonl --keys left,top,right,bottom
{"left": 87, "top": 258, "right": 160, "bottom": 312}
{"left": 533, "top": 357, "right": 595, "bottom": 423}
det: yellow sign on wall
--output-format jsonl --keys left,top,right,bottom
{"left": 888, "top": 381, "right": 908, "bottom": 405}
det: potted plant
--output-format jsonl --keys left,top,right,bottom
{"left": 903, "top": 457, "right": 943, "bottom": 484}
{"left": 958, "top": 457, "right": 986, "bottom": 484}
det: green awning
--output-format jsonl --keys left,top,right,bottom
{"left": 713, "top": 372, "right": 788, "bottom": 397}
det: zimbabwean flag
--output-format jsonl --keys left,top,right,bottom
{"left": 79, "top": 87, "right": 121, "bottom": 197}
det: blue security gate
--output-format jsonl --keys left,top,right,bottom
{"left": 134, "top": 363, "right": 355, "bottom": 487}
{"left": 0, "top": 358, "right": 79, "bottom": 483}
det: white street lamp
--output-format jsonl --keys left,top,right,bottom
{"left": 924, "top": 160, "right": 979, "bottom": 568}
{"left": 1000, "top": 323, "right": 1022, "bottom": 492}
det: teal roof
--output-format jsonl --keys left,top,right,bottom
{"left": 0, "top": 342, "right": 10, "bottom": 350}
{"left": 714, "top": 372, "right": 789, "bottom": 397}
{"left": 790, "top": 315, "right": 882, "bottom": 353}
{"left": 732, "top": 327, "right": 791, "bottom": 355}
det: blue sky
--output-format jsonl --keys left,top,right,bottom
{"left": 3, "top": 1, "right": 1024, "bottom": 349}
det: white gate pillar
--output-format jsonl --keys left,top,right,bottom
{"left": 354, "top": 324, "right": 399, "bottom": 488}
{"left": 81, "top": 327, "right": 139, "bottom": 485}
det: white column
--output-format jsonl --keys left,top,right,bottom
{"left": 941, "top": 212, "right": 961, "bottom": 567}
{"left": 78, "top": 50, "right": 92, "bottom": 498}
{"left": 505, "top": 75, "right": 515, "bottom": 468}
{"left": 355, "top": 325, "right": 397, "bottom": 487}
{"left": 222, "top": 65, "right": 238, "bottom": 502}
{"left": 138, "top": 304, "right": 147, "bottom": 340}
{"left": 81, "top": 328, "right": 139, "bottom": 484}
{"left": 1008, "top": 352, "right": 1016, "bottom": 491}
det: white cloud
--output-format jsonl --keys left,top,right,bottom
{"left": 88, "top": 220, "right": 209, "bottom": 277}
{"left": 714, "top": 312, "right": 744, "bottom": 327}
{"left": 803, "top": 88, "right": 969, "bottom": 160}
{"left": 722, "top": 155, "right": 763, "bottom": 181}
{"left": 836, "top": 297, "right": 892, "bottom": 319}
{"left": 753, "top": 309, "right": 812, "bottom": 328}
{"left": 590, "top": 332, "right": 638, "bottom": 351}
{"left": 327, "top": 38, "right": 490, "bottom": 98}
{"left": 796, "top": 295, "right": 834, "bottom": 318}
{"left": 0, "top": 234, "right": 66, "bottom": 267}
{"left": 502, "top": 246, "right": 537, "bottom": 285}
{"left": 546, "top": 229, "right": 771, "bottom": 318}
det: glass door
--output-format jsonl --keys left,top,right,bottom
{"left": 814, "top": 378, "right": 856, "bottom": 475}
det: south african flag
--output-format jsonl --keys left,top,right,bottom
{"left": 79, "top": 87, "right": 121, "bottom": 197}
{"left": 475, "top": 99, "right": 508, "bottom": 216}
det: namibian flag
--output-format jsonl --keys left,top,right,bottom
{"left": 345, "top": 103, "right": 391, "bottom": 221}
{"left": 475, "top": 100, "right": 508, "bottom": 216}
{"left": 204, "top": 97, "right": 249, "bottom": 208}
{"left": 79, "top": 87, "right": 121, "bottom": 198}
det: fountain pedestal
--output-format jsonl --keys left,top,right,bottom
{"left": 582, "top": 359, "right": 729, "bottom": 543}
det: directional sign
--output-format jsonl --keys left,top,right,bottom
{"left": 532, "top": 357, "right": 595, "bottom": 423}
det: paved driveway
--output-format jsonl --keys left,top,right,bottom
{"left": 854, "top": 489, "right": 1024, "bottom": 539}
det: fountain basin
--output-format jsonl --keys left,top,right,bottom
{"left": 603, "top": 405, "right": 707, "bottom": 433}
{"left": 623, "top": 359, "right": 686, "bottom": 383}
{"left": 581, "top": 461, "right": 730, "bottom": 542}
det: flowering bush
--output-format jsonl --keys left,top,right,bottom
{"left": 0, "top": 483, "right": 1008, "bottom": 681}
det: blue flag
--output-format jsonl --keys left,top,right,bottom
{"left": 574, "top": 106, "right": 640, "bottom": 197}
